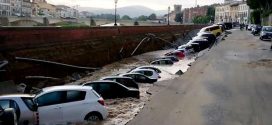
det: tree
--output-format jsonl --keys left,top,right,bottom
{"left": 137, "top": 15, "right": 148, "bottom": 21}
{"left": 250, "top": 10, "right": 261, "bottom": 24}
{"left": 207, "top": 6, "right": 215, "bottom": 23}
{"left": 247, "top": 0, "right": 272, "bottom": 17}
{"left": 148, "top": 13, "right": 157, "bottom": 20}
{"left": 122, "top": 15, "right": 132, "bottom": 20}
{"left": 134, "top": 21, "right": 139, "bottom": 26}
{"left": 90, "top": 17, "right": 96, "bottom": 26}
{"left": 192, "top": 16, "right": 210, "bottom": 24}
{"left": 175, "top": 13, "right": 183, "bottom": 23}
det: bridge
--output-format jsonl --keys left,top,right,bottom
{"left": 0, "top": 16, "right": 172, "bottom": 26}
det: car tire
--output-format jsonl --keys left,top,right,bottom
{"left": 3, "top": 109, "right": 17, "bottom": 125}
{"left": 260, "top": 36, "right": 264, "bottom": 41}
{"left": 84, "top": 112, "right": 103, "bottom": 122}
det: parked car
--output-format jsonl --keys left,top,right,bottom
{"left": 100, "top": 76, "right": 139, "bottom": 89}
{"left": 196, "top": 32, "right": 216, "bottom": 43}
{"left": 132, "top": 66, "right": 162, "bottom": 73}
{"left": 83, "top": 81, "right": 140, "bottom": 99}
{"left": 223, "top": 22, "right": 233, "bottom": 30}
{"left": 199, "top": 25, "right": 222, "bottom": 37}
{"left": 0, "top": 105, "right": 17, "bottom": 125}
{"left": 120, "top": 73, "right": 158, "bottom": 83}
{"left": 187, "top": 38, "right": 210, "bottom": 51}
{"left": 165, "top": 50, "right": 186, "bottom": 59}
{"left": 0, "top": 94, "right": 37, "bottom": 125}
{"left": 151, "top": 59, "right": 174, "bottom": 65}
{"left": 260, "top": 26, "right": 272, "bottom": 41}
{"left": 251, "top": 25, "right": 262, "bottom": 36}
{"left": 156, "top": 56, "right": 179, "bottom": 62}
{"left": 129, "top": 69, "right": 160, "bottom": 79}
{"left": 34, "top": 86, "right": 108, "bottom": 124}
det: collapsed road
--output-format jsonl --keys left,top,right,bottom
{"left": 127, "top": 29, "right": 272, "bottom": 125}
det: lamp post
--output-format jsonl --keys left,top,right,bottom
{"left": 168, "top": 6, "right": 170, "bottom": 25}
{"left": 114, "top": 0, "right": 118, "bottom": 26}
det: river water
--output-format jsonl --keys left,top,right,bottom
{"left": 70, "top": 48, "right": 209, "bottom": 125}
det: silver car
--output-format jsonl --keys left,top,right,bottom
{"left": 0, "top": 94, "right": 37, "bottom": 125}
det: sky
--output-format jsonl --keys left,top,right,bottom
{"left": 46, "top": 0, "right": 224, "bottom": 10}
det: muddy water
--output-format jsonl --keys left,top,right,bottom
{"left": 71, "top": 49, "right": 204, "bottom": 125}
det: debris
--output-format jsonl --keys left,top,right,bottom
{"left": 25, "top": 76, "right": 60, "bottom": 81}
{"left": 146, "top": 91, "right": 152, "bottom": 95}
{"left": 15, "top": 57, "right": 100, "bottom": 71}
{"left": 0, "top": 60, "right": 8, "bottom": 69}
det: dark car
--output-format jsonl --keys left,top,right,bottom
{"left": 128, "top": 66, "right": 162, "bottom": 74}
{"left": 187, "top": 39, "right": 210, "bottom": 51}
{"left": 151, "top": 59, "right": 174, "bottom": 65}
{"left": 100, "top": 76, "right": 139, "bottom": 89}
{"left": 260, "top": 26, "right": 272, "bottom": 40}
{"left": 0, "top": 106, "right": 17, "bottom": 125}
{"left": 120, "top": 73, "right": 157, "bottom": 83}
{"left": 224, "top": 22, "right": 233, "bottom": 30}
{"left": 251, "top": 25, "right": 262, "bottom": 36}
{"left": 83, "top": 80, "right": 140, "bottom": 99}
{"left": 197, "top": 32, "right": 216, "bottom": 43}
{"left": 156, "top": 56, "right": 179, "bottom": 62}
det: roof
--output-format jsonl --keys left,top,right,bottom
{"left": 0, "top": 94, "right": 34, "bottom": 98}
{"left": 42, "top": 85, "right": 92, "bottom": 92}
{"left": 100, "top": 76, "right": 132, "bottom": 80}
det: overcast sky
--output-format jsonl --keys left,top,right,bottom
{"left": 47, "top": 0, "right": 224, "bottom": 10}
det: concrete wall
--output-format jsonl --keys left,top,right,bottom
{"left": 0, "top": 25, "right": 204, "bottom": 83}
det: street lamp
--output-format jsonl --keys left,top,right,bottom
{"left": 168, "top": 6, "right": 170, "bottom": 25}
{"left": 114, "top": 0, "right": 118, "bottom": 26}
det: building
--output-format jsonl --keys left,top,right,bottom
{"left": 0, "top": 0, "right": 11, "bottom": 16}
{"left": 56, "top": 5, "right": 79, "bottom": 18}
{"left": 10, "top": 0, "right": 31, "bottom": 17}
{"left": 164, "top": 4, "right": 182, "bottom": 23}
{"left": 183, "top": 6, "right": 208, "bottom": 24}
{"left": 224, "top": 0, "right": 235, "bottom": 4}
{"left": 32, "top": 2, "right": 56, "bottom": 17}
{"left": 215, "top": 1, "right": 250, "bottom": 24}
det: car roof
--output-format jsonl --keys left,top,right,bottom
{"left": 132, "top": 68, "right": 154, "bottom": 72}
{"left": 42, "top": 85, "right": 93, "bottom": 92}
{"left": 0, "top": 94, "right": 34, "bottom": 99}
{"left": 100, "top": 76, "right": 133, "bottom": 80}
{"left": 152, "top": 59, "right": 172, "bottom": 62}
{"left": 121, "top": 73, "right": 145, "bottom": 76}
{"left": 84, "top": 80, "right": 133, "bottom": 90}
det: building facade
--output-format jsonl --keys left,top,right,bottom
{"left": 164, "top": 4, "right": 182, "bottom": 23}
{"left": 183, "top": 6, "right": 208, "bottom": 24}
{"left": 215, "top": 1, "right": 250, "bottom": 24}
{"left": 32, "top": 2, "right": 56, "bottom": 17}
{"left": 56, "top": 5, "right": 79, "bottom": 18}
{"left": 0, "top": 0, "right": 11, "bottom": 16}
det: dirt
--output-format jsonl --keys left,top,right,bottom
{"left": 247, "top": 59, "right": 272, "bottom": 68}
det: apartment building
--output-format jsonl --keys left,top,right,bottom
{"left": 0, "top": 0, "right": 11, "bottom": 16}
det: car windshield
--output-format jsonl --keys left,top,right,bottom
{"left": 263, "top": 27, "right": 272, "bottom": 32}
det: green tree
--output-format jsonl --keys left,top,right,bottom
{"left": 247, "top": 0, "right": 272, "bottom": 17}
{"left": 122, "top": 15, "right": 132, "bottom": 20}
{"left": 192, "top": 16, "right": 210, "bottom": 24}
{"left": 138, "top": 15, "right": 148, "bottom": 21}
{"left": 148, "top": 13, "right": 157, "bottom": 20}
{"left": 175, "top": 13, "right": 183, "bottom": 23}
{"left": 207, "top": 6, "right": 215, "bottom": 23}
{"left": 250, "top": 10, "right": 261, "bottom": 24}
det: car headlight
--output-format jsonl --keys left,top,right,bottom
{"left": 261, "top": 32, "right": 266, "bottom": 35}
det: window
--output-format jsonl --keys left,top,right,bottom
{"left": 22, "top": 97, "right": 36, "bottom": 111}
{"left": 99, "top": 83, "right": 112, "bottom": 93}
{"left": 66, "top": 91, "right": 86, "bottom": 102}
{"left": 144, "top": 71, "right": 153, "bottom": 76}
{"left": 36, "top": 91, "right": 65, "bottom": 107}
{"left": 0, "top": 100, "right": 10, "bottom": 109}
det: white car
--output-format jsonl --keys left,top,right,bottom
{"left": 34, "top": 85, "right": 108, "bottom": 125}
{"left": 0, "top": 94, "right": 38, "bottom": 125}
{"left": 129, "top": 69, "right": 160, "bottom": 79}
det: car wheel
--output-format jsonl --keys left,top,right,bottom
{"left": 260, "top": 36, "right": 264, "bottom": 41}
{"left": 85, "top": 112, "right": 103, "bottom": 122}
{"left": 216, "top": 33, "right": 221, "bottom": 37}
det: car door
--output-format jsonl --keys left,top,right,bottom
{"left": 62, "top": 90, "right": 86, "bottom": 123}
{"left": 35, "top": 91, "right": 65, "bottom": 125}
{"left": 98, "top": 83, "right": 115, "bottom": 99}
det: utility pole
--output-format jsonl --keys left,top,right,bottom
{"left": 168, "top": 6, "right": 170, "bottom": 25}
{"left": 114, "top": 0, "right": 118, "bottom": 26}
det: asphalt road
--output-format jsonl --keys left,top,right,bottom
{"left": 127, "top": 29, "right": 272, "bottom": 125}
